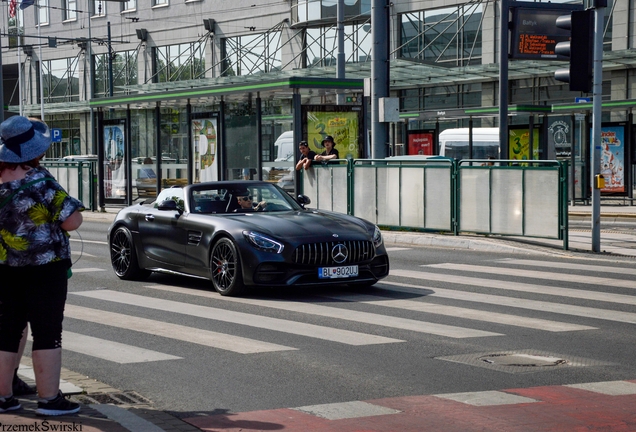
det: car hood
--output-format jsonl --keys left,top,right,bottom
{"left": 222, "top": 209, "right": 373, "bottom": 241}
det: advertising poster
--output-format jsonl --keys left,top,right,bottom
{"left": 408, "top": 131, "right": 434, "bottom": 155}
{"left": 548, "top": 118, "right": 572, "bottom": 158}
{"left": 305, "top": 110, "right": 360, "bottom": 159}
{"left": 103, "top": 124, "right": 125, "bottom": 199}
{"left": 597, "top": 124, "right": 625, "bottom": 194}
{"left": 192, "top": 117, "right": 218, "bottom": 183}
{"left": 509, "top": 128, "right": 540, "bottom": 160}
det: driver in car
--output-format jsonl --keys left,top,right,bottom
{"left": 235, "top": 192, "right": 267, "bottom": 212}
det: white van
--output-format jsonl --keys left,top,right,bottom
{"left": 263, "top": 131, "right": 294, "bottom": 181}
{"left": 439, "top": 128, "right": 500, "bottom": 160}
{"left": 274, "top": 131, "right": 294, "bottom": 161}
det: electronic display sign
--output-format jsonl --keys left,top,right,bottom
{"left": 510, "top": 7, "right": 580, "bottom": 60}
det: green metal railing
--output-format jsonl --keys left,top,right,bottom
{"left": 41, "top": 160, "right": 97, "bottom": 211}
{"left": 301, "top": 158, "right": 569, "bottom": 250}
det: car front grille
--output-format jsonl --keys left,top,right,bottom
{"left": 293, "top": 240, "right": 375, "bottom": 266}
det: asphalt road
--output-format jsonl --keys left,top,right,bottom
{"left": 46, "top": 219, "right": 636, "bottom": 420}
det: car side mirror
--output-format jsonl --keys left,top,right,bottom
{"left": 158, "top": 199, "right": 183, "bottom": 214}
{"left": 296, "top": 195, "right": 311, "bottom": 206}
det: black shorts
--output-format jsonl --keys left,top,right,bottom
{"left": 0, "top": 260, "right": 70, "bottom": 352}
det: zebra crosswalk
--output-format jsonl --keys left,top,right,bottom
{"left": 55, "top": 256, "right": 635, "bottom": 365}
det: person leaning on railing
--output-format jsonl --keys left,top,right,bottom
{"left": 314, "top": 135, "right": 339, "bottom": 162}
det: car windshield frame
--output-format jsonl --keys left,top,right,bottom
{"left": 187, "top": 182, "right": 303, "bottom": 214}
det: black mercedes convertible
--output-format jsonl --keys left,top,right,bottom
{"left": 107, "top": 181, "right": 389, "bottom": 296}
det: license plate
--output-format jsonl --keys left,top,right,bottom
{"left": 318, "top": 265, "right": 359, "bottom": 279}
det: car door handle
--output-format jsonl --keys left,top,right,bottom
{"left": 145, "top": 214, "right": 155, "bottom": 221}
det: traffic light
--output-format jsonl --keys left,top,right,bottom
{"left": 554, "top": 9, "right": 594, "bottom": 93}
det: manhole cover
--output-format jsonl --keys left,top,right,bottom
{"left": 436, "top": 350, "right": 612, "bottom": 374}
{"left": 479, "top": 353, "right": 567, "bottom": 367}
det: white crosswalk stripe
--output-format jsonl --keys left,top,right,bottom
{"left": 29, "top": 331, "right": 181, "bottom": 364}
{"left": 65, "top": 304, "right": 294, "bottom": 354}
{"left": 389, "top": 269, "right": 636, "bottom": 305}
{"left": 143, "top": 284, "right": 502, "bottom": 338}
{"left": 425, "top": 263, "right": 635, "bottom": 289}
{"left": 70, "top": 267, "right": 105, "bottom": 273}
{"left": 71, "top": 290, "right": 404, "bottom": 345}
{"left": 380, "top": 280, "right": 636, "bottom": 324}
{"left": 496, "top": 258, "right": 636, "bottom": 276}
{"left": 315, "top": 293, "right": 595, "bottom": 332}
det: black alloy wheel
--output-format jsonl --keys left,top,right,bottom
{"left": 110, "top": 226, "right": 151, "bottom": 280}
{"left": 210, "top": 237, "right": 245, "bottom": 296}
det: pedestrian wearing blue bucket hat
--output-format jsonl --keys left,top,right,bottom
{"left": 0, "top": 116, "right": 85, "bottom": 416}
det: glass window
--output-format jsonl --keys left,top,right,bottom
{"left": 92, "top": 0, "right": 105, "bottom": 17}
{"left": 63, "top": 0, "right": 77, "bottom": 21}
{"left": 304, "top": 22, "right": 371, "bottom": 67}
{"left": 153, "top": 0, "right": 168, "bottom": 6}
{"left": 121, "top": 0, "right": 136, "bottom": 12}
{"left": 295, "top": 0, "right": 370, "bottom": 24}
{"left": 42, "top": 58, "right": 80, "bottom": 103}
{"left": 93, "top": 50, "right": 138, "bottom": 97}
{"left": 154, "top": 43, "right": 206, "bottom": 82}
{"left": 222, "top": 32, "right": 281, "bottom": 76}
{"left": 400, "top": 4, "right": 482, "bottom": 66}
{"left": 37, "top": 0, "right": 49, "bottom": 25}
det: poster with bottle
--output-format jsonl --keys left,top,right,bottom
{"left": 509, "top": 128, "right": 540, "bottom": 161}
{"left": 305, "top": 110, "right": 361, "bottom": 159}
{"left": 192, "top": 117, "right": 218, "bottom": 183}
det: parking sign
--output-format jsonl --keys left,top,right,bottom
{"left": 51, "top": 128, "right": 62, "bottom": 142}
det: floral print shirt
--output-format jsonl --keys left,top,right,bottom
{"left": 0, "top": 166, "right": 85, "bottom": 267}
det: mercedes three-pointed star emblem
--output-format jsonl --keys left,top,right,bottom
{"left": 331, "top": 243, "right": 348, "bottom": 264}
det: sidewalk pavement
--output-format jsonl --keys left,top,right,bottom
{"left": 4, "top": 204, "right": 631, "bottom": 431}
{"left": 382, "top": 204, "right": 636, "bottom": 258}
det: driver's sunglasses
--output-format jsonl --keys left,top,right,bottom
{"left": 240, "top": 196, "right": 253, "bottom": 201}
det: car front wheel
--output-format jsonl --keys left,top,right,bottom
{"left": 210, "top": 237, "right": 245, "bottom": 296}
{"left": 110, "top": 226, "right": 151, "bottom": 280}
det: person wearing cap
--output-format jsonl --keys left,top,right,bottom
{"left": 234, "top": 190, "right": 267, "bottom": 212}
{"left": 314, "top": 135, "right": 340, "bottom": 162}
{"left": 295, "top": 141, "right": 316, "bottom": 171}
{"left": 0, "top": 116, "right": 84, "bottom": 416}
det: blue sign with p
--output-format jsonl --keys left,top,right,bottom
{"left": 52, "top": 128, "right": 62, "bottom": 142}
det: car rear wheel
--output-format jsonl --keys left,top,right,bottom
{"left": 210, "top": 237, "right": 245, "bottom": 296}
{"left": 110, "top": 226, "right": 151, "bottom": 280}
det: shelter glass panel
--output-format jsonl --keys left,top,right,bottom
{"left": 525, "top": 169, "right": 559, "bottom": 238}
{"left": 377, "top": 167, "right": 399, "bottom": 225}
{"left": 224, "top": 101, "right": 258, "bottom": 181}
{"left": 400, "top": 167, "right": 424, "bottom": 228}
{"left": 459, "top": 169, "right": 490, "bottom": 232}
{"left": 425, "top": 166, "right": 452, "bottom": 230}
{"left": 491, "top": 170, "right": 523, "bottom": 235}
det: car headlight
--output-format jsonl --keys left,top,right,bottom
{"left": 243, "top": 231, "right": 284, "bottom": 253}
{"left": 373, "top": 225, "right": 383, "bottom": 247}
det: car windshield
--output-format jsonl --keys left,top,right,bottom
{"left": 190, "top": 183, "right": 302, "bottom": 214}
